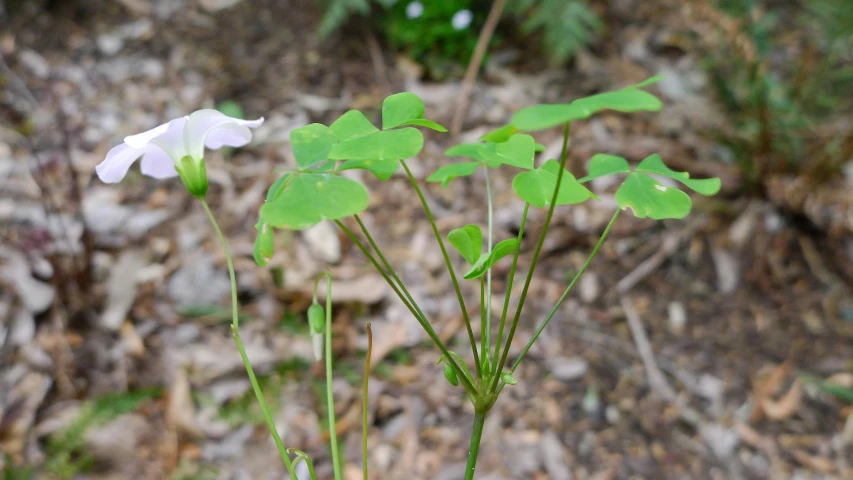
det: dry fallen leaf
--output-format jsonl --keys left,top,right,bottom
{"left": 761, "top": 379, "right": 803, "bottom": 421}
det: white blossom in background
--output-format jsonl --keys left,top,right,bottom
{"left": 95, "top": 109, "right": 263, "bottom": 198}
{"left": 451, "top": 9, "right": 472, "bottom": 30}
{"left": 406, "top": 1, "right": 424, "bottom": 19}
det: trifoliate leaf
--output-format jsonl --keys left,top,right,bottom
{"left": 260, "top": 174, "right": 369, "bottom": 230}
{"left": 478, "top": 134, "right": 536, "bottom": 169}
{"left": 635, "top": 154, "right": 721, "bottom": 195}
{"left": 330, "top": 110, "right": 379, "bottom": 141}
{"left": 329, "top": 128, "right": 423, "bottom": 161}
{"left": 463, "top": 238, "right": 519, "bottom": 279}
{"left": 290, "top": 123, "right": 337, "bottom": 169}
{"left": 427, "top": 162, "right": 479, "bottom": 187}
{"left": 512, "top": 159, "right": 594, "bottom": 208}
{"left": 577, "top": 154, "right": 631, "bottom": 183}
{"left": 615, "top": 173, "right": 692, "bottom": 220}
{"left": 447, "top": 224, "right": 483, "bottom": 265}
{"left": 265, "top": 173, "right": 292, "bottom": 202}
{"left": 511, "top": 88, "right": 663, "bottom": 132}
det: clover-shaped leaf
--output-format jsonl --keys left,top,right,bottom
{"left": 339, "top": 159, "right": 400, "bottom": 180}
{"left": 511, "top": 82, "right": 663, "bottom": 132}
{"left": 615, "top": 174, "right": 692, "bottom": 220}
{"left": 463, "top": 238, "right": 519, "bottom": 280}
{"left": 577, "top": 153, "right": 721, "bottom": 220}
{"left": 635, "top": 154, "right": 721, "bottom": 195}
{"left": 447, "top": 224, "right": 482, "bottom": 265}
{"left": 259, "top": 174, "right": 369, "bottom": 230}
{"left": 577, "top": 154, "right": 631, "bottom": 183}
{"left": 382, "top": 92, "right": 447, "bottom": 131}
{"left": 330, "top": 110, "right": 379, "bottom": 141}
{"left": 427, "top": 162, "right": 479, "bottom": 187}
{"left": 328, "top": 128, "right": 423, "bottom": 161}
{"left": 480, "top": 124, "right": 518, "bottom": 143}
{"left": 291, "top": 123, "right": 338, "bottom": 169}
{"left": 478, "top": 133, "right": 536, "bottom": 170}
{"left": 512, "top": 159, "right": 595, "bottom": 208}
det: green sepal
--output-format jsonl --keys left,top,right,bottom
{"left": 175, "top": 155, "right": 208, "bottom": 199}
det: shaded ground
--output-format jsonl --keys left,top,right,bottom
{"left": 1, "top": 1, "right": 852, "bottom": 479}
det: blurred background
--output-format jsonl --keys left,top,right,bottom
{"left": 1, "top": 0, "right": 852, "bottom": 478}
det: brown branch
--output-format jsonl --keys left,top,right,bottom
{"left": 449, "top": 0, "right": 507, "bottom": 134}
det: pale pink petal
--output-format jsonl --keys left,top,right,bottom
{"left": 149, "top": 117, "right": 189, "bottom": 162}
{"left": 185, "top": 109, "right": 264, "bottom": 159}
{"left": 204, "top": 123, "right": 252, "bottom": 150}
{"left": 124, "top": 121, "right": 171, "bottom": 149}
{"left": 95, "top": 143, "right": 147, "bottom": 183}
{"left": 140, "top": 147, "right": 178, "bottom": 179}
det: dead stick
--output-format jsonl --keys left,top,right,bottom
{"left": 449, "top": 0, "right": 507, "bottom": 134}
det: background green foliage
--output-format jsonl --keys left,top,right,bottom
{"left": 315, "top": 0, "right": 601, "bottom": 77}
{"left": 703, "top": 0, "right": 853, "bottom": 185}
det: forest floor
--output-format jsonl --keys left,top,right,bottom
{"left": 1, "top": 0, "right": 852, "bottom": 479}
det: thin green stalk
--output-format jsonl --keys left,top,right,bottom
{"left": 335, "top": 220, "right": 477, "bottom": 396}
{"left": 401, "top": 160, "right": 481, "bottom": 379}
{"left": 287, "top": 449, "right": 317, "bottom": 480}
{"left": 489, "top": 122, "right": 571, "bottom": 394}
{"left": 491, "top": 203, "right": 529, "bottom": 369}
{"left": 498, "top": 209, "right": 621, "bottom": 395}
{"left": 483, "top": 168, "right": 494, "bottom": 361}
{"left": 354, "top": 214, "right": 428, "bottom": 326}
{"left": 200, "top": 200, "right": 296, "bottom": 478}
{"left": 322, "top": 274, "right": 342, "bottom": 480}
{"left": 362, "top": 323, "right": 373, "bottom": 480}
{"left": 479, "top": 276, "right": 487, "bottom": 370}
{"left": 463, "top": 411, "right": 487, "bottom": 480}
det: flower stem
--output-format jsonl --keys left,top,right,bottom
{"left": 489, "top": 122, "right": 571, "bottom": 394}
{"left": 483, "top": 168, "right": 494, "bottom": 363}
{"left": 363, "top": 322, "right": 373, "bottom": 480}
{"left": 354, "top": 214, "right": 428, "bottom": 325}
{"left": 401, "top": 160, "right": 481, "bottom": 379}
{"left": 335, "top": 220, "right": 477, "bottom": 395}
{"left": 498, "top": 209, "right": 621, "bottom": 394}
{"left": 491, "top": 203, "right": 529, "bottom": 369}
{"left": 199, "top": 200, "right": 296, "bottom": 478}
{"left": 463, "top": 411, "right": 487, "bottom": 480}
{"left": 322, "top": 274, "right": 343, "bottom": 480}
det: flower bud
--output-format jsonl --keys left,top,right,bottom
{"left": 253, "top": 223, "right": 274, "bottom": 267}
{"left": 307, "top": 303, "right": 325, "bottom": 334}
{"left": 443, "top": 363, "right": 459, "bottom": 386}
{"left": 175, "top": 155, "right": 209, "bottom": 199}
{"left": 501, "top": 371, "right": 517, "bottom": 386}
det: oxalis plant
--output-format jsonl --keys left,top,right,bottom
{"left": 95, "top": 77, "right": 720, "bottom": 479}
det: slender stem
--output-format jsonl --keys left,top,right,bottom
{"left": 362, "top": 323, "right": 373, "bottom": 480}
{"left": 199, "top": 200, "right": 296, "bottom": 477}
{"left": 401, "top": 160, "right": 481, "bottom": 378}
{"left": 354, "top": 214, "right": 428, "bottom": 325}
{"left": 489, "top": 122, "right": 571, "bottom": 394}
{"left": 463, "top": 411, "right": 487, "bottom": 480}
{"left": 479, "top": 276, "right": 487, "bottom": 373}
{"left": 484, "top": 168, "right": 494, "bottom": 363}
{"left": 335, "top": 220, "right": 477, "bottom": 395}
{"left": 323, "top": 275, "right": 342, "bottom": 480}
{"left": 491, "top": 203, "right": 529, "bottom": 368}
{"left": 287, "top": 449, "right": 317, "bottom": 480}
{"left": 497, "top": 209, "right": 621, "bottom": 395}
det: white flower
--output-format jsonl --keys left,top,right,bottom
{"left": 95, "top": 109, "right": 263, "bottom": 184}
{"left": 406, "top": 1, "right": 424, "bottom": 19}
{"left": 451, "top": 9, "right": 472, "bottom": 30}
